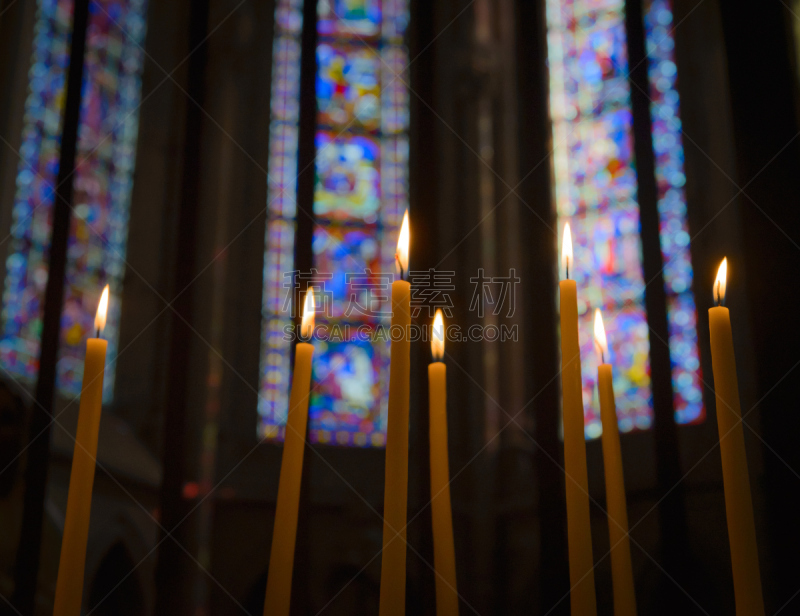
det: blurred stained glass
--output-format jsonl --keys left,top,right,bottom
{"left": 314, "top": 132, "right": 381, "bottom": 223}
{"left": 547, "top": 0, "right": 652, "bottom": 437}
{"left": 645, "top": 0, "right": 704, "bottom": 424}
{"left": 546, "top": 0, "right": 703, "bottom": 437}
{"left": 380, "top": 46, "right": 409, "bottom": 134}
{"left": 380, "top": 137, "right": 408, "bottom": 227}
{"left": 312, "top": 226, "right": 381, "bottom": 320}
{"left": 1, "top": 0, "right": 148, "bottom": 399}
{"left": 317, "top": 43, "right": 381, "bottom": 131}
{"left": 259, "top": 0, "right": 409, "bottom": 446}
{"left": 259, "top": 0, "right": 305, "bottom": 431}
{"left": 309, "top": 331, "right": 387, "bottom": 447}
{"left": 317, "top": 0, "right": 382, "bottom": 38}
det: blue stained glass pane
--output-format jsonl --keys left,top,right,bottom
{"left": 667, "top": 293, "right": 703, "bottom": 423}
{"left": 309, "top": 333, "right": 387, "bottom": 447}
{"left": 645, "top": 0, "right": 704, "bottom": 424}
{"left": 314, "top": 132, "right": 381, "bottom": 224}
{"left": 312, "top": 226, "right": 381, "bottom": 320}
{"left": 317, "top": 43, "right": 381, "bottom": 131}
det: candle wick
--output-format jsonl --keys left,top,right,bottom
{"left": 601, "top": 348, "right": 605, "bottom": 365}
{"left": 566, "top": 257, "right": 569, "bottom": 281}
{"left": 96, "top": 328, "right": 101, "bottom": 339}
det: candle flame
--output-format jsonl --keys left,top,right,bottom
{"left": 594, "top": 308, "right": 609, "bottom": 364}
{"left": 95, "top": 285, "right": 109, "bottom": 335}
{"left": 396, "top": 210, "right": 410, "bottom": 278}
{"left": 562, "top": 222, "right": 573, "bottom": 279}
{"left": 714, "top": 257, "right": 728, "bottom": 306}
{"left": 432, "top": 309, "right": 445, "bottom": 361}
{"left": 301, "top": 289, "right": 315, "bottom": 338}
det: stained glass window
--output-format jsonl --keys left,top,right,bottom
{"left": 545, "top": 0, "right": 702, "bottom": 437}
{"left": 259, "top": 0, "right": 409, "bottom": 446}
{"left": 1, "top": 0, "right": 148, "bottom": 399}
{"left": 644, "top": 0, "right": 704, "bottom": 424}
{"left": 259, "top": 0, "right": 305, "bottom": 441}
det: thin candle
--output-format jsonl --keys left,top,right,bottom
{"left": 379, "top": 211, "right": 412, "bottom": 616}
{"left": 429, "top": 310, "right": 458, "bottom": 616}
{"left": 53, "top": 286, "right": 109, "bottom": 616}
{"left": 263, "top": 290, "right": 315, "bottom": 616}
{"left": 559, "top": 223, "right": 597, "bottom": 615}
{"left": 708, "top": 258, "right": 764, "bottom": 615}
{"left": 594, "top": 310, "right": 636, "bottom": 616}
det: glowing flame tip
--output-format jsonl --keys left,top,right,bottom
{"left": 562, "top": 223, "right": 573, "bottom": 279}
{"left": 301, "top": 289, "right": 315, "bottom": 338}
{"left": 431, "top": 310, "right": 444, "bottom": 361}
{"left": 95, "top": 285, "right": 109, "bottom": 335}
{"left": 594, "top": 308, "right": 609, "bottom": 364}
{"left": 715, "top": 257, "right": 728, "bottom": 306}
{"left": 396, "top": 210, "right": 410, "bottom": 278}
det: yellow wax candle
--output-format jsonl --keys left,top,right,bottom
{"left": 708, "top": 258, "right": 764, "bottom": 616}
{"left": 559, "top": 224, "right": 597, "bottom": 616}
{"left": 594, "top": 310, "right": 637, "bottom": 616}
{"left": 379, "top": 211, "right": 411, "bottom": 616}
{"left": 263, "top": 291, "right": 316, "bottom": 616}
{"left": 429, "top": 311, "right": 458, "bottom": 616}
{"left": 53, "top": 286, "right": 109, "bottom": 616}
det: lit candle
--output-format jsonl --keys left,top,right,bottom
{"left": 263, "top": 290, "right": 315, "bottom": 616}
{"left": 379, "top": 211, "right": 411, "bottom": 616}
{"left": 708, "top": 258, "right": 764, "bottom": 616}
{"left": 53, "top": 286, "right": 109, "bottom": 616}
{"left": 594, "top": 310, "right": 637, "bottom": 616}
{"left": 428, "top": 310, "right": 458, "bottom": 616}
{"left": 559, "top": 223, "right": 597, "bottom": 616}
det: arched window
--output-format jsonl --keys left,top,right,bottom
{"left": 0, "top": 0, "right": 148, "bottom": 399}
{"left": 259, "top": 0, "right": 409, "bottom": 447}
{"left": 546, "top": 0, "right": 703, "bottom": 437}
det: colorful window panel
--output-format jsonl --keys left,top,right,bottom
{"left": 547, "top": 0, "right": 654, "bottom": 437}
{"left": 1, "top": 0, "right": 148, "bottom": 399}
{"left": 644, "top": 0, "right": 704, "bottom": 424}
{"left": 310, "top": 0, "right": 408, "bottom": 448}
{"left": 258, "top": 0, "right": 409, "bottom": 446}
{"left": 258, "top": 0, "right": 305, "bottom": 440}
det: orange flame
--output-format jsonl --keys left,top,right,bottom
{"left": 715, "top": 257, "right": 728, "bottom": 306}
{"left": 432, "top": 309, "right": 444, "bottom": 361}
{"left": 301, "top": 289, "right": 315, "bottom": 338}
{"left": 594, "top": 308, "right": 609, "bottom": 364}
{"left": 95, "top": 285, "right": 109, "bottom": 335}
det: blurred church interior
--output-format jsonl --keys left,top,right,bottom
{"left": 2, "top": 0, "right": 800, "bottom": 614}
